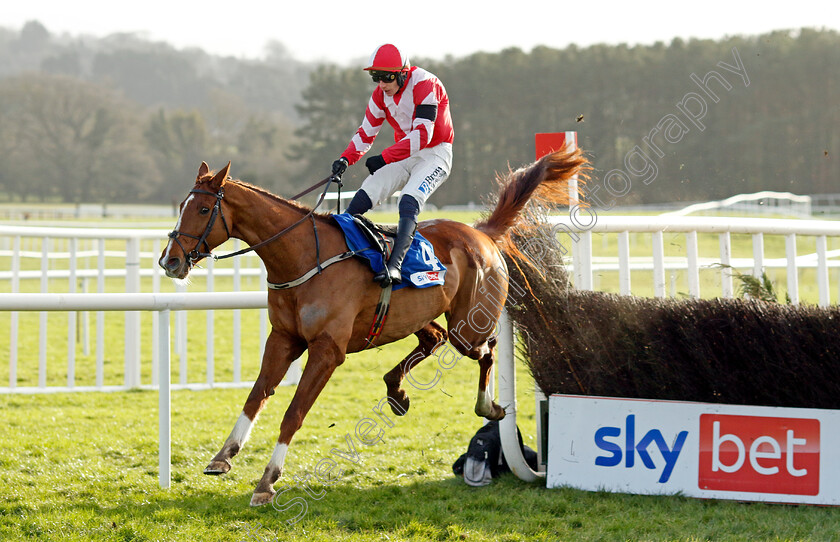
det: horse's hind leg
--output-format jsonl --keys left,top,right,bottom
{"left": 449, "top": 313, "right": 506, "bottom": 420}
{"left": 204, "top": 330, "right": 304, "bottom": 475}
{"left": 475, "top": 336, "right": 505, "bottom": 420}
{"left": 444, "top": 254, "right": 510, "bottom": 420}
{"left": 383, "top": 321, "right": 447, "bottom": 416}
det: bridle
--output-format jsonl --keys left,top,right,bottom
{"left": 167, "top": 186, "right": 231, "bottom": 268}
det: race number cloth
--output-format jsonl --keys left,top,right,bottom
{"left": 332, "top": 213, "right": 446, "bottom": 291}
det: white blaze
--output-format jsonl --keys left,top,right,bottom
{"left": 161, "top": 194, "right": 194, "bottom": 263}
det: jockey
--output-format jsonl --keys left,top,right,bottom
{"left": 331, "top": 43, "right": 454, "bottom": 287}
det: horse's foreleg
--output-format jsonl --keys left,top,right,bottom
{"left": 382, "top": 321, "right": 447, "bottom": 416}
{"left": 204, "top": 329, "right": 304, "bottom": 475}
{"left": 250, "top": 331, "right": 345, "bottom": 507}
{"left": 474, "top": 337, "right": 505, "bottom": 421}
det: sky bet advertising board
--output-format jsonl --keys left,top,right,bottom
{"left": 547, "top": 395, "right": 837, "bottom": 504}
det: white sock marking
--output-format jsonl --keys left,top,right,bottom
{"left": 229, "top": 411, "right": 255, "bottom": 446}
{"left": 269, "top": 443, "right": 289, "bottom": 471}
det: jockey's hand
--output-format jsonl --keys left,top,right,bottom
{"left": 365, "top": 154, "right": 386, "bottom": 175}
{"left": 331, "top": 157, "right": 348, "bottom": 177}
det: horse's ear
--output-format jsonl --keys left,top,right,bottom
{"left": 197, "top": 161, "right": 210, "bottom": 181}
{"left": 210, "top": 162, "right": 231, "bottom": 190}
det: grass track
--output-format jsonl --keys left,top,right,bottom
{"left": 3, "top": 340, "right": 840, "bottom": 541}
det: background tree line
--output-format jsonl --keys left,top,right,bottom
{"left": 0, "top": 21, "right": 836, "bottom": 207}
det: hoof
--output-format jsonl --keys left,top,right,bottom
{"left": 489, "top": 404, "right": 506, "bottom": 421}
{"left": 388, "top": 390, "right": 410, "bottom": 416}
{"left": 250, "top": 490, "right": 276, "bottom": 507}
{"left": 476, "top": 402, "right": 506, "bottom": 421}
{"left": 203, "top": 458, "right": 232, "bottom": 475}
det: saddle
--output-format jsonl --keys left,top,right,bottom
{"left": 350, "top": 214, "right": 396, "bottom": 260}
{"left": 330, "top": 212, "right": 446, "bottom": 291}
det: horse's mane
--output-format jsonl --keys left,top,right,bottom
{"left": 197, "top": 173, "right": 332, "bottom": 219}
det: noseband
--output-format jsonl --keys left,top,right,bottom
{"left": 167, "top": 187, "right": 231, "bottom": 268}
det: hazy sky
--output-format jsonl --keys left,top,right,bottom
{"left": 4, "top": 1, "right": 838, "bottom": 64}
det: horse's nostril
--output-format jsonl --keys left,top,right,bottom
{"left": 164, "top": 257, "right": 181, "bottom": 272}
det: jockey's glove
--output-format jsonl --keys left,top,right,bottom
{"left": 331, "top": 157, "right": 348, "bottom": 177}
{"left": 365, "top": 154, "right": 386, "bottom": 175}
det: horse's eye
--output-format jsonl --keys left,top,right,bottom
{"left": 199, "top": 207, "right": 211, "bottom": 215}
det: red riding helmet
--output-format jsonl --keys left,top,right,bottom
{"left": 364, "top": 44, "right": 410, "bottom": 72}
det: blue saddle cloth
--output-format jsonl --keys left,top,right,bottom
{"left": 332, "top": 213, "right": 446, "bottom": 291}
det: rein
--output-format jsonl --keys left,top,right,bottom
{"left": 216, "top": 174, "right": 338, "bottom": 262}
{"left": 167, "top": 174, "right": 339, "bottom": 269}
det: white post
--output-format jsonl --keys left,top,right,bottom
{"left": 39, "top": 238, "right": 49, "bottom": 389}
{"left": 125, "top": 237, "right": 141, "bottom": 387}
{"left": 565, "top": 132, "right": 582, "bottom": 291}
{"left": 152, "top": 239, "right": 161, "bottom": 387}
{"left": 752, "top": 233, "right": 765, "bottom": 277}
{"left": 686, "top": 231, "right": 700, "bottom": 298}
{"left": 284, "top": 358, "right": 304, "bottom": 386}
{"left": 497, "top": 310, "right": 543, "bottom": 482}
{"left": 81, "top": 238, "right": 91, "bottom": 356}
{"left": 816, "top": 235, "right": 830, "bottom": 307}
{"left": 10, "top": 236, "right": 20, "bottom": 389}
{"left": 81, "top": 278, "right": 90, "bottom": 356}
{"left": 719, "top": 232, "right": 733, "bottom": 298}
{"left": 96, "top": 239, "right": 105, "bottom": 389}
{"left": 785, "top": 233, "right": 799, "bottom": 305}
{"left": 565, "top": 131, "right": 578, "bottom": 206}
{"left": 158, "top": 309, "right": 171, "bottom": 489}
{"left": 206, "top": 257, "right": 215, "bottom": 386}
{"left": 618, "top": 231, "right": 631, "bottom": 295}
{"left": 233, "top": 240, "right": 242, "bottom": 384}
{"left": 68, "top": 238, "right": 77, "bottom": 388}
{"left": 652, "top": 231, "right": 666, "bottom": 298}
{"left": 176, "top": 282, "right": 187, "bottom": 385}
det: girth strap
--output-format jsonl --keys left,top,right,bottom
{"left": 266, "top": 250, "right": 360, "bottom": 290}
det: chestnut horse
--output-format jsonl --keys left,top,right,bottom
{"left": 159, "top": 147, "right": 587, "bottom": 505}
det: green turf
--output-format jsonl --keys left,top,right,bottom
{"left": 3, "top": 210, "right": 840, "bottom": 540}
{"left": 3, "top": 342, "right": 840, "bottom": 541}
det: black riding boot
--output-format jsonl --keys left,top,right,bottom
{"left": 374, "top": 216, "right": 417, "bottom": 287}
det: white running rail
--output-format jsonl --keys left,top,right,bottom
{"left": 0, "top": 291, "right": 284, "bottom": 489}
{"left": 661, "top": 191, "right": 812, "bottom": 218}
{"left": 4, "top": 216, "right": 840, "bottom": 486}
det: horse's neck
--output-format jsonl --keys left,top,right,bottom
{"left": 226, "top": 183, "right": 330, "bottom": 281}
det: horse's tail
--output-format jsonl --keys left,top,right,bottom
{"left": 474, "top": 146, "right": 590, "bottom": 251}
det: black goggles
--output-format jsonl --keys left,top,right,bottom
{"left": 370, "top": 71, "right": 397, "bottom": 83}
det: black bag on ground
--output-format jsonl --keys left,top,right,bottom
{"left": 452, "top": 421, "right": 539, "bottom": 486}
